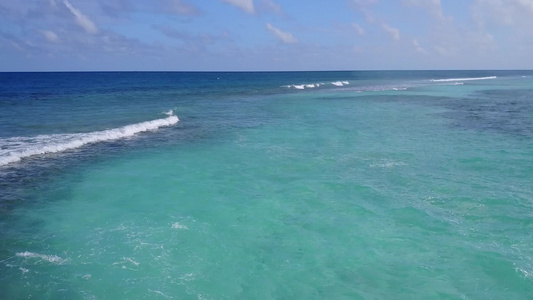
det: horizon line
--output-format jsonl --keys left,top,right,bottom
{"left": 1, "top": 69, "right": 533, "bottom": 73}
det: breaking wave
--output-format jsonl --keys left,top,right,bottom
{"left": 16, "top": 252, "right": 68, "bottom": 264}
{"left": 430, "top": 76, "right": 497, "bottom": 82}
{"left": 284, "top": 80, "right": 350, "bottom": 90}
{"left": 0, "top": 111, "right": 179, "bottom": 166}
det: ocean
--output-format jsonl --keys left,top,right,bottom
{"left": 0, "top": 71, "right": 532, "bottom": 299}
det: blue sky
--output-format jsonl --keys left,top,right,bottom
{"left": 1, "top": 0, "right": 533, "bottom": 71}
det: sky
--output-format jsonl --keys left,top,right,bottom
{"left": 1, "top": 0, "right": 533, "bottom": 71}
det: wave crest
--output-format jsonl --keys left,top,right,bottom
{"left": 430, "top": 76, "right": 497, "bottom": 82}
{"left": 16, "top": 251, "right": 68, "bottom": 264}
{"left": 284, "top": 80, "right": 350, "bottom": 89}
{"left": 0, "top": 112, "right": 179, "bottom": 166}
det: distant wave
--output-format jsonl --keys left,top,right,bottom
{"left": 0, "top": 111, "right": 179, "bottom": 166}
{"left": 355, "top": 86, "right": 409, "bottom": 92}
{"left": 284, "top": 80, "right": 350, "bottom": 89}
{"left": 285, "top": 78, "right": 477, "bottom": 93}
{"left": 332, "top": 81, "right": 350, "bottom": 87}
{"left": 430, "top": 76, "right": 497, "bottom": 82}
{"left": 285, "top": 83, "right": 322, "bottom": 90}
{"left": 290, "top": 84, "right": 320, "bottom": 90}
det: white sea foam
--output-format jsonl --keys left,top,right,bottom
{"left": 0, "top": 112, "right": 179, "bottom": 166}
{"left": 369, "top": 161, "right": 407, "bottom": 168}
{"left": 285, "top": 81, "right": 352, "bottom": 89}
{"left": 125, "top": 257, "right": 140, "bottom": 266}
{"left": 180, "top": 273, "right": 196, "bottom": 281}
{"left": 171, "top": 222, "right": 189, "bottom": 230}
{"left": 354, "top": 85, "right": 409, "bottom": 92}
{"left": 430, "top": 76, "right": 497, "bottom": 82}
{"left": 518, "top": 267, "right": 533, "bottom": 277}
{"left": 288, "top": 83, "right": 320, "bottom": 89}
{"left": 113, "top": 257, "right": 140, "bottom": 268}
{"left": 149, "top": 289, "right": 172, "bottom": 298}
{"left": 16, "top": 251, "right": 67, "bottom": 264}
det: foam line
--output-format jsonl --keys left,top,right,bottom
{"left": 430, "top": 76, "right": 497, "bottom": 82}
{"left": 16, "top": 252, "right": 67, "bottom": 264}
{"left": 0, "top": 112, "right": 179, "bottom": 166}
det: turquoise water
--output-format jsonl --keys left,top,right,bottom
{"left": 1, "top": 71, "right": 532, "bottom": 299}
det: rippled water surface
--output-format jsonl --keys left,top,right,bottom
{"left": 1, "top": 71, "right": 532, "bottom": 299}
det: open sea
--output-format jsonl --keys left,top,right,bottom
{"left": 1, "top": 70, "right": 532, "bottom": 299}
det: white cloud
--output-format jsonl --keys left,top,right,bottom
{"left": 220, "top": 0, "right": 255, "bottom": 14}
{"left": 166, "top": 0, "right": 200, "bottom": 15}
{"left": 41, "top": 30, "right": 59, "bottom": 43}
{"left": 466, "top": 31, "right": 495, "bottom": 50}
{"left": 413, "top": 39, "right": 427, "bottom": 54}
{"left": 352, "top": 23, "right": 365, "bottom": 36}
{"left": 472, "top": 0, "right": 533, "bottom": 26}
{"left": 402, "top": 0, "right": 447, "bottom": 21}
{"left": 381, "top": 23, "right": 400, "bottom": 41}
{"left": 351, "top": 0, "right": 378, "bottom": 23}
{"left": 468, "top": 0, "right": 532, "bottom": 57}
{"left": 265, "top": 23, "right": 297, "bottom": 44}
{"left": 63, "top": 0, "right": 98, "bottom": 34}
{"left": 260, "top": 0, "right": 283, "bottom": 15}
{"left": 433, "top": 45, "right": 457, "bottom": 56}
